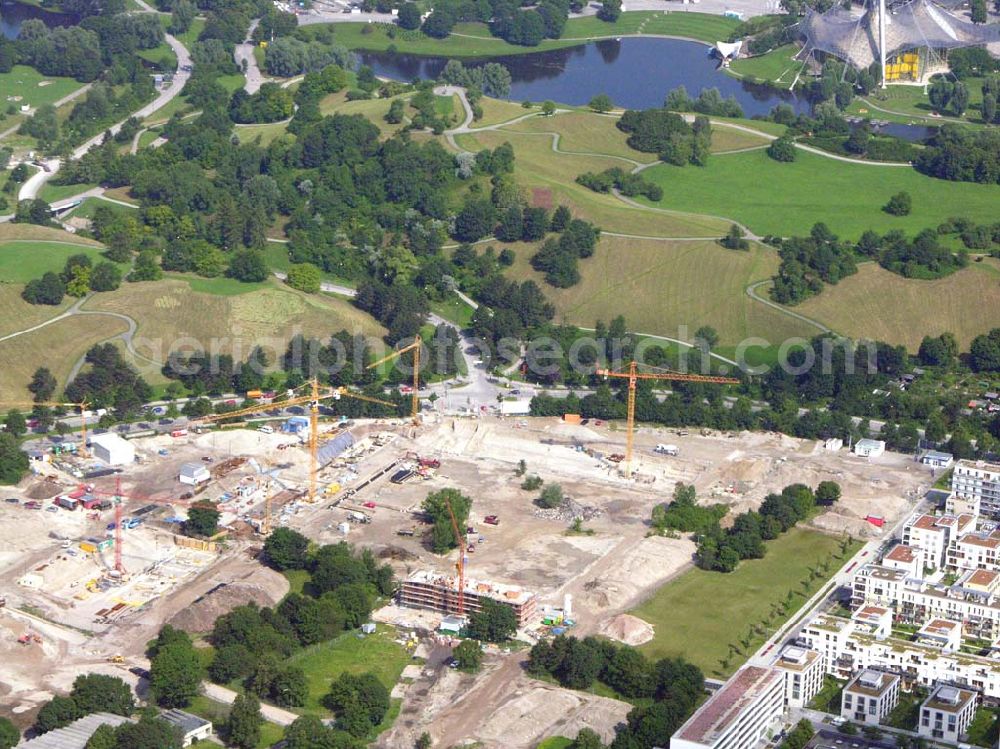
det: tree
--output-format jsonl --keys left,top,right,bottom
{"left": 228, "top": 251, "right": 269, "bottom": 282}
{"left": 983, "top": 92, "right": 997, "bottom": 124}
{"left": 0, "top": 433, "right": 29, "bottom": 485}
{"left": 209, "top": 644, "right": 256, "bottom": 684}
{"left": 970, "top": 329, "right": 1000, "bottom": 372}
{"left": 398, "top": 2, "right": 421, "bottom": 29}
{"left": 950, "top": 81, "right": 970, "bottom": 115}
{"left": 184, "top": 503, "right": 220, "bottom": 537}
{"left": 70, "top": 674, "right": 135, "bottom": 716}
{"left": 570, "top": 728, "right": 605, "bottom": 749}
{"left": 597, "top": 0, "right": 622, "bottom": 21}
{"left": 264, "top": 527, "right": 310, "bottom": 570}
{"left": 589, "top": 94, "right": 614, "bottom": 113}
{"left": 537, "top": 483, "right": 564, "bottom": 508}
{"left": 454, "top": 198, "right": 496, "bottom": 242}
{"left": 767, "top": 134, "right": 797, "bottom": 162}
{"left": 22, "top": 272, "right": 66, "bottom": 305}
{"left": 129, "top": 251, "right": 162, "bottom": 282}
{"left": 227, "top": 692, "right": 262, "bottom": 749}
{"left": 422, "top": 488, "right": 472, "bottom": 552}
{"left": 721, "top": 224, "right": 749, "bottom": 250}
{"left": 322, "top": 672, "right": 389, "bottom": 736}
{"left": 883, "top": 191, "right": 912, "bottom": 216}
{"left": 4, "top": 409, "right": 26, "bottom": 437}
{"left": 694, "top": 326, "right": 719, "bottom": 351}
{"left": 971, "top": 0, "right": 987, "bottom": 23}
{"left": 386, "top": 98, "right": 405, "bottom": 124}
{"left": 815, "top": 481, "right": 842, "bottom": 505}
{"left": 149, "top": 633, "right": 204, "bottom": 708}
{"left": 416, "top": 733, "right": 433, "bottom": 749}
{"left": 541, "top": 100, "right": 556, "bottom": 116}
{"left": 453, "top": 639, "right": 482, "bottom": 672}
{"left": 90, "top": 262, "right": 122, "bottom": 292}
{"left": 113, "top": 715, "right": 181, "bottom": 749}
{"left": 466, "top": 599, "right": 518, "bottom": 642}
{"left": 83, "top": 725, "right": 115, "bottom": 749}
{"left": 36, "top": 696, "right": 82, "bottom": 733}
{"left": 29, "top": 367, "right": 57, "bottom": 402}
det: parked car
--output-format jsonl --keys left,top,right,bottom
{"left": 46, "top": 506, "right": 58, "bottom": 513}
{"left": 23, "top": 501, "right": 41, "bottom": 510}
{"left": 5, "top": 497, "right": 19, "bottom": 504}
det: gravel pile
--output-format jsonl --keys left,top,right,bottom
{"left": 533, "top": 497, "right": 602, "bottom": 522}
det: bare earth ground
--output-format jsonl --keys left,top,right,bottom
{"left": 0, "top": 416, "right": 929, "bottom": 744}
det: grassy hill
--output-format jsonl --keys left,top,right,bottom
{"left": 793, "top": 258, "right": 1000, "bottom": 350}
{"left": 638, "top": 149, "right": 1000, "bottom": 239}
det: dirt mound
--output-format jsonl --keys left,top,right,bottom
{"left": 599, "top": 614, "right": 655, "bottom": 646}
{"left": 378, "top": 546, "right": 419, "bottom": 562}
{"left": 24, "top": 480, "right": 63, "bottom": 499}
{"left": 168, "top": 578, "right": 287, "bottom": 633}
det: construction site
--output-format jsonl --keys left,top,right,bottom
{"left": 0, "top": 393, "right": 935, "bottom": 746}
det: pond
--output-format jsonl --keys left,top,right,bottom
{"left": 358, "top": 37, "right": 813, "bottom": 118}
{"left": 1, "top": 1, "right": 77, "bottom": 39}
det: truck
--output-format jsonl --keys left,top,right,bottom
{"left": 246, "top": 390, "right": 264, "bottom": 399}
{"left": 654, "top": 444, "right": 679, "bottom": 456}
{"left": 170, "top": 429, "right": 188, "bottom": 438}
{"left": 347, "top": 511, "right": 371, "bottom": 524}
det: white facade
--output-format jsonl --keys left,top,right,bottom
{"left": 90, "top": 433, "right": 135, "bottom": 466}
{"left": 947, "top": 531, "right": 1000, "bottom": 573}
{"left": 160, "top": 709, "right": 213, "bottom": 747}
{"left": 853, "top": 439, "right": 885, "bottom": 457}
{"left": 951, "top": 459, "right": 1000, "bottom": 519}
{"left": 774, "top": 646, "right": 824, "bottom": 708}
{"left": 918, "top": 686, "right": 976, "bottom": 743}
{"left": 841, "top": 669, "right": 900, "bottom": 726}
{"left": 179, "top": 462, "right": 210, "bottom": 485}
{"left": 920, "top": 451, "right": 954, "bottom": 468}
{"left": 803, "top": 612, "right": 1000, "bottom": 698}
{"left": 671, "top": 666, "right": 784, "bottom": 749}
{"left": 499, "top": 400, "right": 532, "bottom": 416}
{"left": 901, "top": 513, "right": 974, "bottom": 573}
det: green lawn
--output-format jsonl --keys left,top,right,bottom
{"left": 160, "top": 15, "right": 205, "bottom": 50}
{"left": 639, "top": 149, "right": 1000, "bottom": 239}
{"left": 885, "top": 690, "right": 922, "bottom": 731}
{"left": 327, "top": 11, "right": 736, "bottom": 57}
{"left": 282, "top": 568, "right": 310, "bottom": 596}
{"left": 65, "top": 197, "right": 136, "bottom": 220}
{"left": 730, "top": 45, "right": 802, "bottom": 85}
{"left": 847, "top": 78, "right": 987, "bottom": 127}
{"left": 0, "top": 240, "right": 110, "bottom": 282}
{"left": 537, "top": 738, "right": 574, "bottom": 749}
{"left": 284, "top": 624, "right": 411, "bottom": 716}
{"left": 0, "top": 66, "right": 85, "bottom": 110}
{"left": 633, "top": 527, "right": 860, "bottom": 678}
{"left": 39, "top": 182, "right": 98, "bottom": 204}
{"left": 430, "top": 292, "right": 475, "bottom": 328}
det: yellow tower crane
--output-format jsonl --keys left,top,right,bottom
{"left": 366, "top": 335, "right": 423, "bottom": 425}
{"left": 193, "top": 380, "right": 391, "bottom": 503}
{"left": 595, "top": 361, "right": 739, "bottom": 478}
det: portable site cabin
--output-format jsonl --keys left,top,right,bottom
{"left": 90, "top": 433, "right": 135, "bottom": 466}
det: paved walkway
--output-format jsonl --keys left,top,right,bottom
{"left": 235, "top": 19, "right": 265, "bottom": 94}
{"left": 202, "top": 682, "right": 300, "bottom": 726}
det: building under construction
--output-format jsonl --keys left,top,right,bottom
{"left": 399, "top": 570, "right": 538, "bottom": 627}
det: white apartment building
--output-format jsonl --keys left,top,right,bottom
{"left": 852, "top": 563, "right": 1000, "bottom": 640}
{"left": 948, "top": 531, "right": 1000, "bottom": 573}
{"left": 801, "top": 613, "right": 1000, "bottom": 698}
{"left": 841, "top": 669, "right": 900, "bottom": 726}
{"left": 670, "top": 666, "right": 785, "bottom": 749}
{"left": 949, "top": 460, "right": 1000, "bottom": 519}
{"left": 882, "top": 544, "right": 921, "bottom": 578}
{"left": 901, "top": 514, "right": 975, "bottom": 573}
{"left": 774, "top": 646, "right": 824, "bottom": 708}
{"left": 918, "top": 685, "right": 976, "bottom": 743}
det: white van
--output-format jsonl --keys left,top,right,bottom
{"left": 654, "top": 444, "right": 679, "bottom": 456}
{"left": 257, "top": 425, "right": 274, "bottom": 434}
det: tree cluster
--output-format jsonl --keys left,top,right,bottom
{"left": 916, "top": 124, "right": 1000, "bottom": 184}
{"left": 769, "top": 223, "right": 858, "bottom": 305}
{"left": 321, "top": 672, "right": 390, "bottom": 737}
{"left": 35, "top": 675, "right": 135, "bottom": 734}
{"left": 229, "top": 83, "right": 295, "bottom": 124}
{"left": 650, "top": 483, "right": 728, "bottom": 536}
{"left": 617, "top": 108, "right": 711, "bottom": 166}
{"left": 529, "top": 637, "right": 704, "bottom": 748}
{"left": 65, "top": 343, "right": 153, "bottom": 417}
{"left": 530, "top": 217, "right": 602, "bottom": 288}
{"left": 696, "top": 483, "right": 821, "bottom": 572}
{"left": 576, "top": 167, "right": 663, "bottom": 201}
{"left": 855, "top": 226, "right": 969, "bottom": 280}
{"left": 664, "top": 85, "right": 744, "bottom": 118}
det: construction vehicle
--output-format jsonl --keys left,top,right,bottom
{"left": 483, "top": 515, "right": 499, "bottom": 526}
{"left": 596, "top": 361, "right": 739, "bottom": 478}
{"left": 0, "top": 399, "right": 91, "bottom": 458}
{"left": 107, "top": 654, "right": 125, "bottom": 664}
{"left": 396, "top": 527, "right": 416, "bottom": 537}
{"left": 418, "top": 457, "right": 440, "bottom": 469}
{"left": 366, "top": 335, "right": 423, "bottom": 425}
{"left": 654, "top": 444, "right": 680, "bottom": 456}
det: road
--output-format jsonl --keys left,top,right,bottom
{"left": 202, "top": 682, "right": 300, "bottom": 726}
{"left": 235, "top": 20, "right": 265, "bottom": 94}
{"left": 18, "top": 33, "right": 193, "bottom": 202}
